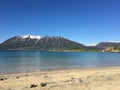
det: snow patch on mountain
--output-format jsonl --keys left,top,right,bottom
{"left": 21, "top": 34, "right": 41, "bottom": 40}
{"left": 85, "top": 43, "right": 98, "bottom": 46}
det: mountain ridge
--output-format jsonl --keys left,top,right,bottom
{"left": 0, "top": 35, "right": 120, "bottom": 51}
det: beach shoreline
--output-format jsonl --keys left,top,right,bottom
{"left": 0, "top": 66, "right": 120, "bottom": 90}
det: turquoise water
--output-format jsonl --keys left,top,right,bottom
{"left": 0, "top": 51, "right": 120, "bottom": 74}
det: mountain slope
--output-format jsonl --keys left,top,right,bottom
{"left": 35, "top": 36, "right": 84, "bottom": 50}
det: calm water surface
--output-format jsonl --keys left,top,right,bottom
{"left": 0, "top": 51, "right": 120, "bottom": 74}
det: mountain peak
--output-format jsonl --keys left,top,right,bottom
{"left": 21, "top": 34, "right": 41, "bottom": 40}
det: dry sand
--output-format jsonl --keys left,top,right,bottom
{"left": 0, "top": 67, "right": 120, "bottom": 90}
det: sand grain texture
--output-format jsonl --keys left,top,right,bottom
{"left": 0, "top": 67, "right": 120, "bottom": 90}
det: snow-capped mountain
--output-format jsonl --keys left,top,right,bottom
{"left": 0, "top": 35, "right": 84, "bottom": 50}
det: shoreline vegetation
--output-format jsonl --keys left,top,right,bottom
{"left": 0, "top": 67, "right": 120, "bottom": 90}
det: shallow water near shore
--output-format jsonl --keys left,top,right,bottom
{"left": 0, "top": 50, "right": 120, "bottom": 74}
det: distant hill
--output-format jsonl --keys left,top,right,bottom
{"left": 96, "top": 42, "right": 120, "bottom": 50}
{"left": 0, "top": 35, "right": 84, "bottom": 50}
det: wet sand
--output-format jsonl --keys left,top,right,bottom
{"left": 0, "top": 67, "right": 120, "bottom": 90}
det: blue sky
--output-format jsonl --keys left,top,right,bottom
{"left": 0, "top": 0, "right": 120, "bottom": 45}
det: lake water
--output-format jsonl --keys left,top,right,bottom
{"left": 0, "top": 51, "right": 120, "bottom": 74}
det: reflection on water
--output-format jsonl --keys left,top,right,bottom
{"left": 0, "top": 51, "right": 120, "bottom": 74}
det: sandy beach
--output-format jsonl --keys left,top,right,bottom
{"left": 0, "top": 67, "right": 120, "bottom": 90}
